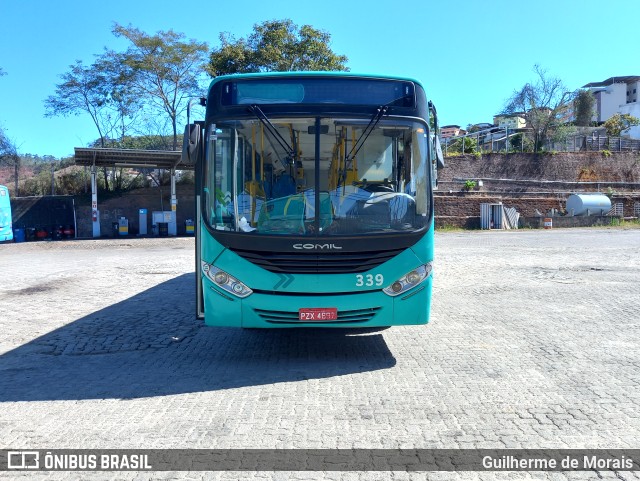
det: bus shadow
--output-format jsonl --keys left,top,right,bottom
{"left": 0, "top": 274, "right": 396, "bottom": 402}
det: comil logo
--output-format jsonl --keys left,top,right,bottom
{"left": 293, "top": 243, "right": 343, "bottom": 250}
{"left": 8, "top": 451, "right": 39, "bottom": 469}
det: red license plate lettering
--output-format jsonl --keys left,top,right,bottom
{"left": 298, "top": 308, "right": 338, "bottom": 321}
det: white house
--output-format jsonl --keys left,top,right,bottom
{"left": 493, "top": 113, "right": 527, "bottom": 130}
{"left": 583, "top": 76, "right": 640, "bottom": 138}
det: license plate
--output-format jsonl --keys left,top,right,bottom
{"left": 298, "top": 308, "right": 338, "bottom": 321}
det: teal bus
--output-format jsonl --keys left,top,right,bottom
{"left": 183, "top": 72, "right": 444, "bottom": 327}
{"left": 0, "top": 185, "right": 13, "bottom": 242}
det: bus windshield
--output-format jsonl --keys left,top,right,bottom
{"left": 203, "top": 115, "right": 430, "bottom": 236}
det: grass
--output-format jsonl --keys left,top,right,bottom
{"left": 607, "top": 218, "right": 640, "bottom": 228}
{"left": 436, "top": 224, "right": 465, "bottom": 232}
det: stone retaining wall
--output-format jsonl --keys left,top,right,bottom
{"left": 439, "top": 152, "right": 640, "bottom": 188}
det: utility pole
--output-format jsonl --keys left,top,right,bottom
{"left": 505, "top": 127, "right": 509, "bottom": 157}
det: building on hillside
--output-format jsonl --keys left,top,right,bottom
{"left": 467, "top": 123, "right": 495, "bottom": 133}
{"left": 583, "top": 76, "right": 640, "bottom": 138}
{"left": 493, "top": 113, "right": 527, "bottom": 130}
{"left": 440, "top": 125, "right": 467, "bottom": 139}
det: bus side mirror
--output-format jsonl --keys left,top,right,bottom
{"left": 428, "top": 100, "right": 445, "bottom": 170}
{"left": 181, "top": 123, "right": 202, "bottom": 164}
{"left": 434, "top": 135, "right": 445, "bottom": 169}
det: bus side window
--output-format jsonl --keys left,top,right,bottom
{"left": 403, "top": 137, "right": 414, "bottom": 195}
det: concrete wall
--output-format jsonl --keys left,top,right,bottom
{"left": 521, "top": 216, "right": 612, "bottom": 229}
{"left": 76, "top": 185, "right": 195, "bottom": 238}
{"left": 438, "top": 151, "right": 640, "bottom": 193}
{"left": 434, "top": 193, "right": 639, "bottom": 229}
{"left": 434, "top": 194, "right": 562, "bottom": 229}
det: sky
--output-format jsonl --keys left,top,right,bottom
{"left": 0, "top": 0, "right": 637, "bottom": 159}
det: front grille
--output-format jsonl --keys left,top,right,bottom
{"left": 229, "top": 248, "right": 404, "bottom": 274}
{"left": 255, "top": 307, "right": 381, "bottom": 324}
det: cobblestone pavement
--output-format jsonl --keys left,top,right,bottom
{"left": 0, "top": 229, "right": 639, "bottom": 481}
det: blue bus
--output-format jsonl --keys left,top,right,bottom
{"left": 183, "top": 72, "right": 444, "bottom": 327}
{"left": 0, "top": 185, "right": 13, "bottom": 242}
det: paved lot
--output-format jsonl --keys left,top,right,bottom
{"left": 0, "top": 228, "right": 639, "bottom": 480}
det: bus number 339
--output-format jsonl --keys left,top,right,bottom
{"left": 356, "top": 274, "right": 384, "bottom": 287}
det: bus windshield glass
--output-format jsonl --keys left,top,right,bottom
{"left": 220, "top": 78, "right": 415, "bottom": 107}
{"left": 203, "top": 116, "right": 430, "bottom": 236}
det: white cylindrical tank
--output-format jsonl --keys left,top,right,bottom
{"left": 566, "top": 194, "right": 611, "bottom": 216}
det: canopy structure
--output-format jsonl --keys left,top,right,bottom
{"left": 74, "top": 148, "right": 193, "bottom": 238}
{"left": 74, "top": 148, "right": 189, "bottom": 170}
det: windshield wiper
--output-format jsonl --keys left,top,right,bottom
{"left": 339, "top": 105, "right": 388, "bottom": 188}
{"left": 345, "top": 105, "right": 388, "bottom": 164}
{"left": 248, "top": 105, "right": 296, "bottom": 160}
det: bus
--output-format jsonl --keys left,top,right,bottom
{"left": 183, "top": 72, "right": 444, "bottom": 328}
{"left": 0, "top": 185, "right": 13, "bottom": 242}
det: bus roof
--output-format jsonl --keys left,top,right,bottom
{"left": 207, "top": 71, "right": 425, "bottom": 93}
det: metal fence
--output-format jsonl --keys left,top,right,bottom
{"left": 547, "top": 135, "right": 640, "bottom": 152}
{"left": 442, "top": 128, "right": 640, "bottom": 155}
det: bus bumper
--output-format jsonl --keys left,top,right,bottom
{"left": 202, "top": 277, "right": 432, "bottom": 328}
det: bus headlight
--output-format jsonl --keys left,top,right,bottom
{"left": 383, "top": 262, "right": 432, "bottom": 297}
{"left": 201, "top": 261, "right": 253, "bottom": 298}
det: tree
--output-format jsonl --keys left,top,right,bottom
{"left": 207, "top": 19, "right": 349, "bottom": 76}
{"left": 445, "top": 136, "right": 477, "bottom": 155}
{"left": 0, "top": 69, "right": 19, "bottom": 193}
{"left": 603, "top": 113, "right": 640, "bottom": 137}
{"left": 509, "top": 133, "right": 534, "bottom": 152}
{"left": 208, "top": 34, "right": 253, "bottom": 76}
{"left": 45, "top": 57, "right": 139, "bottom": 191}
{"left": 0, "top": 127, "right": 20, "bottom": 194}
{"left": 550, "top": 123, "right": 577, "bottom": 144}
{"left": 573, "top": 89, "right": 595, "bottom": 126}
{"left": 45, "top": 59, "right": 132, "bottom": 148}
{"left": 502, "top": 65, "right": 573, "bottom": 152}
{"left": 96, "top": 51, "right": 141, "bottom": 143}
{"left": 112, "top": 23, "right": 209, "bottom": 150}
{"left": 89, "top": 134, "right": 173, "bottom": 151}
